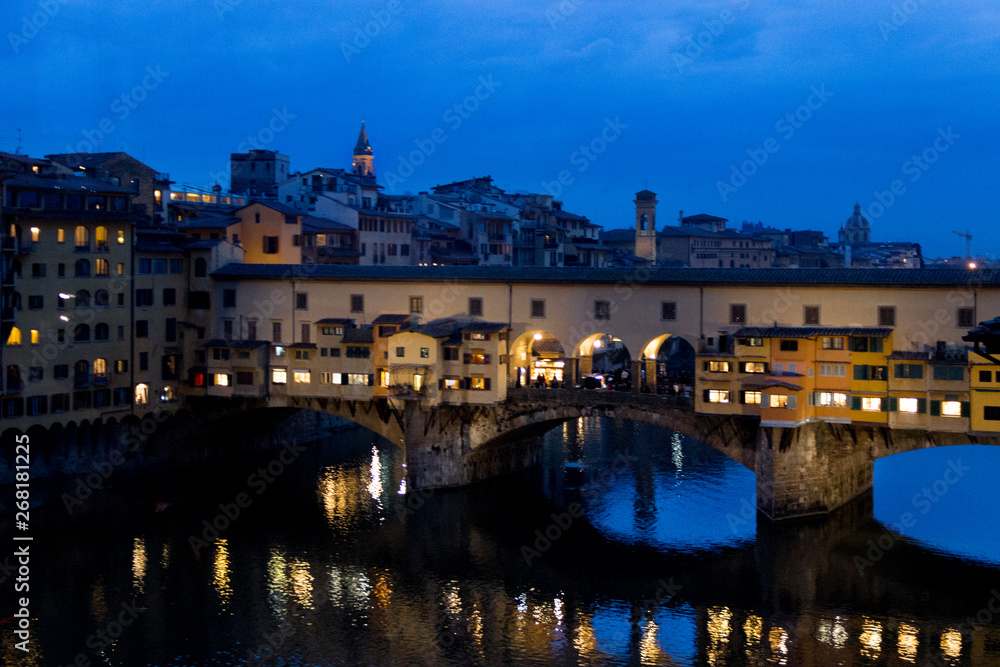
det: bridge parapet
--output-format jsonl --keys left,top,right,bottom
{"left": 508, "top": 387, "right": 693, "bottom": 411}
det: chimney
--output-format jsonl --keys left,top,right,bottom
{"left": 678, "top": 210, "right": 683, "bottom": 224}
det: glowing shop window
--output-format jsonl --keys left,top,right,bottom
{"left": 862, "top": 397, "right": 881, "bottom": 411}
{"left": 941, "top": 401, "right": 962, "bottom": 417}
{"left": 708, "top": 390, "right": 730, "bottom": 403}
{"left": 293, "top": 369, "right": 311, "bottom": 383}
{"left": 898, "top": 397, "right": 919, "bottom": 413}
{"left": 271, "top": 368, "right": 287, "bottom": 384}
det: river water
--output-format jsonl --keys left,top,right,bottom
{"left": 3, "top": 417, "right": 1000, "bottom": 666}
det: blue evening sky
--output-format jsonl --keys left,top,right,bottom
{"left": 3, "top": 0, "right": 998, "bottom": 255}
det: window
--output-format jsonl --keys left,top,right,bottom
{"left": 321, "top": 325, "right": 343, "bottom": 336}
{"left": 54, "top": 364, "right": 68, "bottom": 379}
{"left": 594, "top": 300, "right": 610, "bottom": 320}
{"left": 320, "top": 372, "right": 334, "bottom": 384}
{"left": 95, "top": 323, "right": 109, "bottom": 341}
{"left": 819, "top": 364, "right": 847, "bottom": 377}
{"left": 154, "top": 259, "right": 167, "bottom": 274}
{"left": 117, "top": 326, "right": 125, "bottom": 340}
{"left": 195, "top": 257, "right": 207, "bottom": 277}
{"left": 57, "top": 228, "right": 65, "bottom": 243}
{"left": 738, "top": 337, "right": 763, "bottom": 347}
{"left": 979, "top": 370, "right": 992, "bottom": 382}
{"left": 75, "top": 258, "right": 91, "bottom": 277}
{"left": 118, "top": 230, "right": 126, "bottom": 245}
{"left": 346, "top": 346, "right": 370, "bottom": 358}
{"left": 189, "top": 291, "right": 210, "bottom": 309}
{"left": 57, "top": 263, "right": 65, "bottom": 277}
{"left": 420, "top": 347, "right": 429, "bottom": 359}
{"left": 139, "top": 352, "right": 149, "bottom": 371}
{"left": 212, "top": 347, "right": 230, "bottom": 360}
{"left": 705, "top": 360, "right": 730, "bottom": 372}
{"left": 115, "top": 360, "right": 128, "bottom": 374}
{"left": 94, "top": 289, "right": 109, "bottom": 307}
{"left": 861, "top": 397, "right": 882, "bottom": 411}
{"left": 894, "top": 364, "right": 923, "bottom": 379}
{"left": 136, "top": 320, "right": 149, "bottom": 338}
{"left": 821, "top": 337, "right": 844, "bottom": 350}
{"left": 300, "top": 322, "right": 311, "bottom": 344}
{"left": 294, "top": 349, "right": 310, "bottom": 360}
{"left": 958, "top": 308, "right": 975, "bottom": 328}
{"left": 135, "top": 384, "right": 149, "bottom": 405}
{"left": 984, "top": 406, "right": 1000, "bottom": 421}
{"left": 850, "top": 337, "right": 868, "bottom": 353}
{"left": 169, "top": 259, "right": 183, "bottom": 274}
{"left": 804, "top": 306, "right": 820, "bottom": 325}
{"left": 813, "top": 392, "right": 847, "bottom": 407}
{"left": 117, "top": 263, "right": 124, "bottom": 276}
{"left": 443, "top": 347, "right": 459, "bottom": 361}
{"left": 74, "top": 225, "right": 89, "bottom": 249}
{"left": 350, "top": 294, "right": 364, "bottom": 312}
{"left": 730, "top": 304, "right": 746, "bottom": 324}
{"left": 28, "top": 367, "right": 43, "bottom": 382}
{"left": 263, "top": 236, "right": 279, "bottom": 254}
{"left": 661, "top": 302, "right": 676, "bottom": 321}
{"left": 941, "top": 400, "right": 962, "bottom": 417}
{"left": 73, "top": 324, "right": 90, "bottom": 342}
{"left": 443, "top": 377, "right": 460, "bottom": 389}
{"left": 28, "top": 295, "right": 42, "bottom": 310}
{"left": 742, "top": 390, "right": 762, "bottom": 405}
{"left": 236, "top": 372, "right": 254, "bottom": 386}
{"left": 531, "top": 299, "right": 546, "bottom": 318}
{"left": 213, "top": 374, "right": 230, "bottom": 387}
{"left": 348, "top": 373, "right": 369, "bottom": 385}
{"left": 933, "top": 366, "right": 964, "bottom": 381}
{"left": 469, "top": 298, "right": 484, "bottom": 316}
{"left": 165, "top": 318, "right": 177, "bottom": 342}
{"left": 396, "top": 346, "right": 405, "bottom": 358}
{"left": 31, "top": 263, "right": 45, "bottom": 277}
{"left": 401, "top": 244, "right": 409, "bottom": 256}
{"left": 223, "top": 289, "right": 236, "bottom": 308}
{"left": 741, "top": 362, "right": 766, "bottom": 374}
{"left": 770, "top": 394, "right": 793, "bottom": 409}
{"left": 288, "top": 369, "right": 309, "bottom": 383}
{"left": 138, "top": 258, "right": 152, "bottom": 274}
{"left": 136, "top": 289, "right": 153, "bottom": 307}
{"left": 95, "top": 226, "right": 109, "bottom": 250}
{"left": 899, "top": 397, "right": 920, "bottom": 413}
{"left": 330, "top": 347, "right": 341, "bottom": 357}
{"left": 779, "top": 340, "right": 798, "bottom": 352}
{"left": 163, "top": 288, "right": 176, "bottom": 306}
{"left": 272, "top": 321, "right": 282, "bottom": 343}
{"left": 410, "top": 297, "right": 423, "bottom": 313}
{"left": 706, "top": 389, "right": 730, "bottom": 403}
{"left": 878, "top": 306, "right": 896, "bottom": 327}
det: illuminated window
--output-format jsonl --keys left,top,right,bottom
{"left": 74, "top": 225, "right": 89, "bottom": 248}
{"left": 443, "top": 377, "right": 460, "bottom": 389}
{"left": 471, "top": 377, "right": 486, "bottom": 390}
{"left": 214, "top": 373, "right": 230, "bottom": 387}
{"left": 30, "top": 227, "right": 39, "bottom": 242}
{"left": 272, "top": 368, "right": 287, "bottom": 384}
{"left": 57, "top": 228, "right": 65, "bottom": 243}
{"left": 707, "top": 390, "right": 730, "bottom": 403}
{"left": 192, "top": 372, "right": 204, "bottom": 387}
{"left": 821, "top": 336, "right": 843, "bottom": 350}
{"left": 742, "top": 390, "right": 762, "bottom": 404}
{"left": 898, "top": 398, "right": 919, "bottom": 413}
{"left": 420, "top": 347, "right": 429, "bottom": 358}
{"left": 161, "top": 386, "right": 177, "bottom": 402}
{"left": 348, "top": 373, "right": 368, "bottom": 385}
{"left": 320, "top": 372, "right": 334, "bottom": 384}
{"left": 30, "top": 329, "right": 39, "bottom": 344}
{"left": 95, "top": 226, "right": 109, "bottom": 250}
{"left": 293, "top": 369, "right": 311, "bottom": 383}
{"left": 470, "top": 350, "right": 486, "bottom": 364}
{"left": 737, "top": 337, "right": 763, "bottom": 347}
{"left": 707, "top": 360, "right": 730, "bottom": 372}
{"left": 742, "top": 362, "right": 765, "bottom": 373}
{"left": 862, "top": 397, "right": 882, "bottom": 411}
{"left": 941, "top": 401, "right": 962, "bottom": 417}
{"left": 95, "top": 258, "right": 109, "bottom": 276}
{"left": 135, "top": 383, "right": 149, "bottom": 405}
{"left": 770, "top": 394, "right": 789, "bottom": 408}
{"left": 118, "top": 230, "right": 125, "bottom": 244}
{"left": 814, "top": 392, "right": 847, "bottom": 407}
{"left": 378, "top": 370, "right": 390, "bottom": 387}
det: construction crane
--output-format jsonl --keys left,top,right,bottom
{"left": 954, "top": 230, "right": 972, "bottom": 260}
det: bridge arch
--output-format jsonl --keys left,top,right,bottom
{"left": 637, "top": 334, "right": 696, "bottom": 393}
{"left": 509, "top": 329, "right": 568, "bottom": 388}
{"left": 573, "top": 333, "right": 633, "bottom": 388}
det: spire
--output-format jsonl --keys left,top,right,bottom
{"left": 354, "top": 121, "right": 373, "bottom": 156}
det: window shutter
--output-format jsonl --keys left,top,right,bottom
{"left": 881, "top": 398, "right": 888, "bottom": 412}
{"left": 703, "top": 389, "right": 710, "bottom": 402}
{"left": 464, "top": 333, "right": 470, "bottom": 341}
{"left": 930, "top": 400, "right": 941, "bottom": 416}
{"left": 894, "top": 364, "right": 903, "bottom": 379}
{"left": 463, "top": 377, "right": 471, "bottom": 389}
{"left": 788, "top": 395, "right": 796, "bottom": 409}
{"left": 464, "top": 353, "right": 471, "bottom": 364}
{"left": 439, "top": 379, "right": 445, "bottom": 390}
{"left": 207, "top": 374, "right": 214, "bottom": 386}
{"left": 917, "top": 398, "right": 927, "bottom": 413}
{"left": 851, "top": 395, "right": 861, "bottom": 410}
{"left": 342, "top": 374, "right": 349, "bottom": 385}
{"left": 484, "top": 378, "right": 491, "bottom": 391}
{"left": 888, "top": 397, "right": 898, "bottom": 412}
{"left": 368, "top": 374, "right": 374, "bottom": 386}
{"left": 484, "top": 354, "right": 491, "bottom": 364}
{"left": 227, "top": 374, "right": 232, "bottom": 386}
{"left": 807, "top": 393, "right": 814, "bottom": 407}
{"left": 703, "top": 361, "right": 709, "bottom": 372}
{"left": 740, "top": 392, "right": 747, "bottom": 405}
{"left": 961, "top": 401, "right": 971, "bottom": 418}
{"left": 854, "top": 365, "right": 867, "bottom": 380}
{"left": 914, "top": 365, "right": 923, "bottom": 379}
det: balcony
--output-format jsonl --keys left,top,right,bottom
{"left": 388, "top": 384, "right": 427, "bottom": 400}
{"left": 73, "top": 373, "right": 91, "bottom": 388}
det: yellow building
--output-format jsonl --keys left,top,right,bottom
{"left": 847, "top": 330, "right": 893, "bottom": 425}
{"left": 969, "top": 349, "right": 1000, "bottom": 433}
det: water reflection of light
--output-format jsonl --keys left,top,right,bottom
{"left": 160, "top": 542, "right": 171, "bottom": 569}
{"left": 940, "top": 629, "right": 962, "bottom": 661}
{"left": 268, "top": 548, "right": 288, "bottom": 614}
{"left": 768, "top": 627, "right": 788, "bottom": 665}
{"left": 639, "top": 619, "right": 663, "bottom": 665}
{"left": 367, "top": 445, "right": 383, "bottom": 505}
{"left": 744, "top": 614, "right": 762, "bottom": 644}
{"left": 318, "top": 467, "right": 350, "bottom": 525}
{"left": 444, "top": 582, "right": 463, "bottom": 616}
{"left": 816, "top": 616, "right": 848, "bottom": 648}
{"left": 90, "top": 578, "right": 109, "bottom": 624}
{"left": 213, "top": 539, "right": 232, "bottom": 610}
{"left": 554, "top": 597, "right": 564, "bottom": 625}
{"left": 289, "top": 559, "right": 314, "bottom": 610}
{"left": 859, "top": 618, "right": 882, "bottom": 660}
{"left": 132, "top": 536, "right": 147, "bottom": 593}
{"left": 706, "top": 606, "right": 732, "bottom": 666}
{"left": 671, "top": 432, "right": 683, "bottom": 470}
{"left": 572, "top": 614, "right": 599, "bottom": 662}
{"left": 397, "top": 477, "right": 406, "bottom": 495}
{"left": 897, "top": 622, "right": 919, "bottom": 663}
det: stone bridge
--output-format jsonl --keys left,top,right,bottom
{"left": 284, "top": 387, "right": 1000, "bottom": 521}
